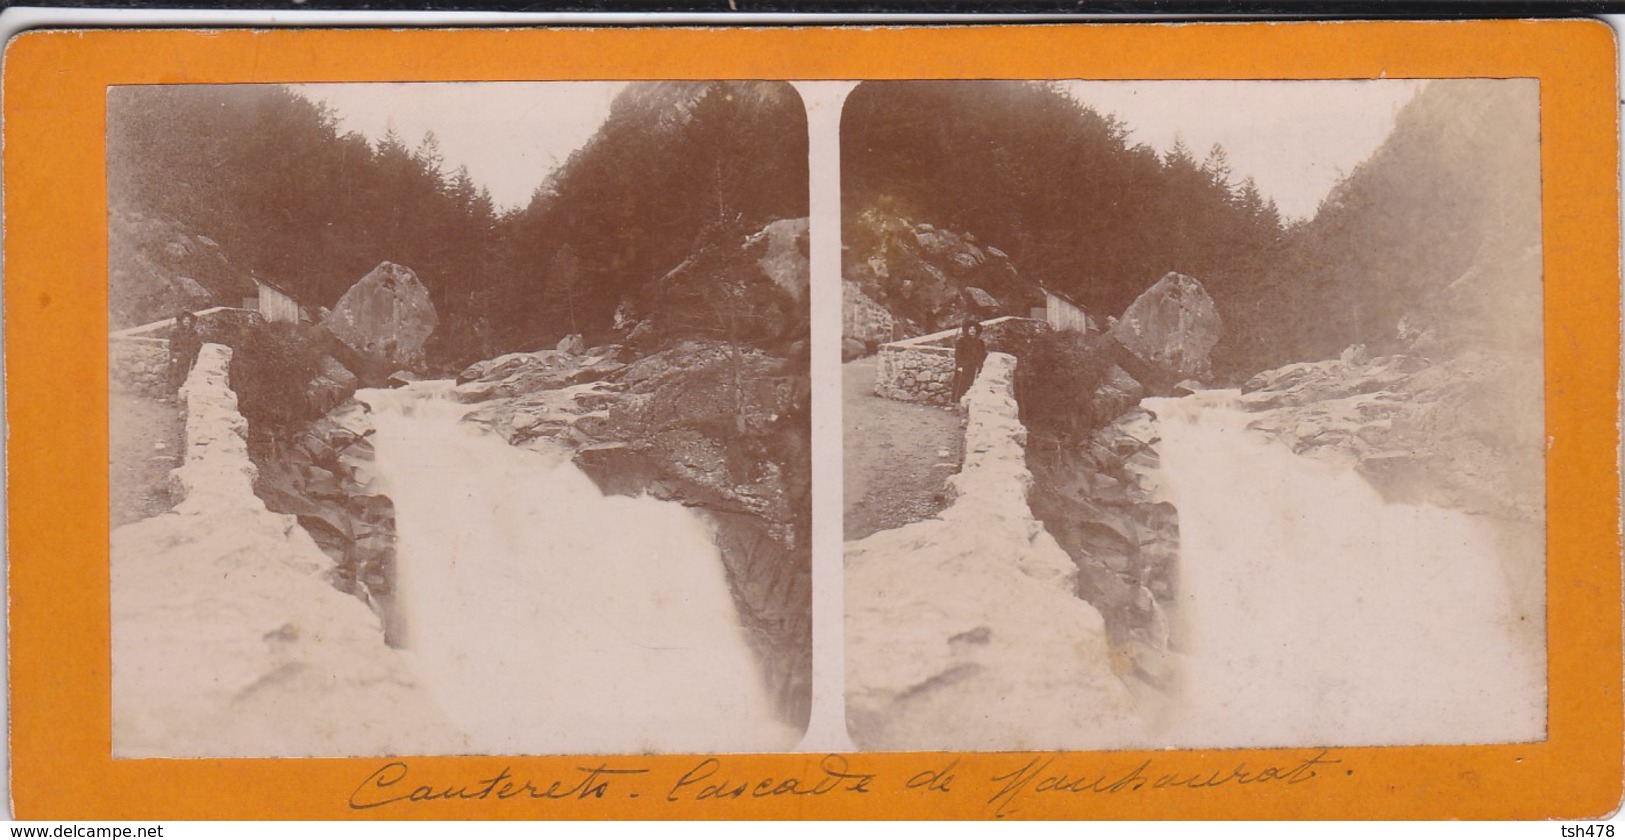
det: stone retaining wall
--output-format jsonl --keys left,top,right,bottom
{"left": 109, "top": 307, "right": 262, "bottom": 399}
{"left": 110, "top": 337, "right": 170, "bottom": 398}
{"left": 875, "top": 341, "right": 955, "bottom": 403}
{"left": 873, "top": 316, "right": 1042, "bottom": 405}
{"left": 111, "top": 343, "right": 464, "bottom": 758}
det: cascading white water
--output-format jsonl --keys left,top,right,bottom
{"left": 1144, "top": 390, "right": 1545, "bottom": 748}
{"left": 357, "top": 381, "right": 797, "bottom": 755}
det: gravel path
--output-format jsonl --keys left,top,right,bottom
{"left": 842, "top": 358, "right": 963, "bottom": 541}
{"left": 110, "top": 388, "right": 185, "bottom": 528}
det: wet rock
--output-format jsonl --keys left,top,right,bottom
{"left": 306, "top": 356, "right": 359, "bottom": 417}
{"left": 1235, "top": 347, "right": 1543, "bottom": 522}
{"left": 458, "top": 337, "right": 812, "bottom": 729}
{"left": 251, "top": 397, "right": 401, "bottom": 638}
{"left": 1025, "top": 404, "right": 1181, "bottom": 693}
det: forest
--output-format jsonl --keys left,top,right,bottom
{"left": 842, "top": 79, "right": 1539, "bottom": 376}
{"left": 109, "top": 78, "right": 1537, "bottom": 380}
{"left": 107, "top": 82, "right": 809, "bottom": 367}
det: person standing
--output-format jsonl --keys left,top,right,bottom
{"left": 951, "top": 318, "right": 987, "bottom": 403}
{"left": 168, "top": 310, "right": 202, "bottom": 390}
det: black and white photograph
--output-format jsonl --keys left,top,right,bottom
{"left": 841, "top": 79, "right": 1546, "bottom": 752}
{"left": 106, "top": 81, "right": 813, "bottom": 757}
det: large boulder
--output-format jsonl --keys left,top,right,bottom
{"left": 322, "top": 262, "right": 438, "bottom": 373}
{"left": 745, "top": 217, "right": 810, "bottom": 302}
{"left": 1109, "top": 271, "right": 1222, "bottom": 382}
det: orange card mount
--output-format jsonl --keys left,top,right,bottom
{"left": 5, "top": 20, "right": 1621, "bottom": 820}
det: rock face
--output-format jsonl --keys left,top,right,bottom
{"left": 305, "top": 355, "right": 359, "bottom": 416}
{"left": 842, "top": 280, "right": 895, "bottom": 346}
{"left": 844, "top": 209, "right": 1042, "bottom": 335}
{"left": 846, "top": 353, "right": 1142, "bottom": 750}
{"left": 1237, "top": 347, "right": 1543, "bottom": 524}
{"left": 621, "top": 219, "right": 809, "bottom": 350}
{"left": 451, "top": 338, "right": 813, "bottom": 728}
{"left": 1109, "top": 271, "right": 1221, "bottom": 382}
{"left": 108, "top": 205, "right": 255, "bottom": 330}
{"left": 253, "top": 400, "right": 401, "bottom": 641}
{"left": 746, "top": 217, "right": 810, "bottom": 302}
{"left": 323, "top": 262, "right": 439, "bottom": 373}
{"left": 1026, "top": 407, "right": 1180, "bottom": 691}
{"left": 112, "top": 344, "right": 464, "bottom": 757}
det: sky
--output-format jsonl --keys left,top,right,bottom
{"left": 1064, "top": 79, "right": 1428, "bottom": 221}
{"left": 293, "top": 82, "right": 628, "bottom": 212}
{"left": 294, "top": 79, "right": 1425, "bottom": 223}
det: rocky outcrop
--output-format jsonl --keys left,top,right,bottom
{"left": 108, "top": 206, "right": 255, "bottom": 330}
{"left": 322, "top": 262, "right": 439, "bottom": 373}
{"left": 842, "top": 280, "right": 894, "bottom": 346}
{"left": 451, "top": 338, "right": 813, "bottom": 728}
{"left": 846, "top": 353, "right": 1142, "bottom": 750}
{"left": 112, "top": 344, "right": 464, "bottom": 757}
{"left": 1109, "top": 271, "right": 1221, "bottom": 383}
{"left": 253, "top": 400, "right": 402, "bottom": 641}
{"left": 621, "top": 219, "right": 809, "bottom": 350}
{"left": 746, "top": 217, "right": 810, "bottom": 302}
{"left": 844, "top": 209, "right": 1042, "bottom": 335}
{"left": 454, "top": 345, "right": 629, "bottom": 404}
{"left": 1237, "top": 346, "right": 1543, "bottom": 523}
{"left": 1026, "top": 408, "right": 1179, "bottom": 690}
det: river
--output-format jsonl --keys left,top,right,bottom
{"left": 1143, "top": 390, "right": 1546, "bottom": 748}
{"left": 357, "top": 381, "right": 797, "bottom": 754}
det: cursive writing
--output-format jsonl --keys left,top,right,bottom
{"left": 349, "top": 761, "right": 649, "bottom": 810}
{"left": 666, "top": 754, "right": 877, "bottom": 802}
{"left": 987, "top": 749, "right": 1342, "bottom": 817}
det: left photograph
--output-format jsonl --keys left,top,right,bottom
{"left": 106, "top": 82, "right": 812, "bottom": 757}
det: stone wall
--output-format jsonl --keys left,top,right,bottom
{"left": 845, "top": 353, "right": 1142, "bottom": 751}
{"left": 873, "top": 316, "right": 1042, "bottom": 405}
{"left": 111, "top": 343, "right": 465, "bottom": 758}
{"left": 874, "top": 341, "right": 955, "bottom": 403}
{"left": 109, "top": 306, "right": 263, "bottom": 399}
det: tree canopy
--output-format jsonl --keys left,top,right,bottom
{"left": 107, "top": 82, "right": 808, "bottom": 366}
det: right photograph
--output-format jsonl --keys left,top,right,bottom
{"left": 841, "top": 78, "right": 1547, "bottom": 752}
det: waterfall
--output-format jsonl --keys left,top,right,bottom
{"left": 1144, "top": 390, "right": 1545, "bottom": 748}
{"left": 357, "top": 381, "right": 797, "bottom": 755}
